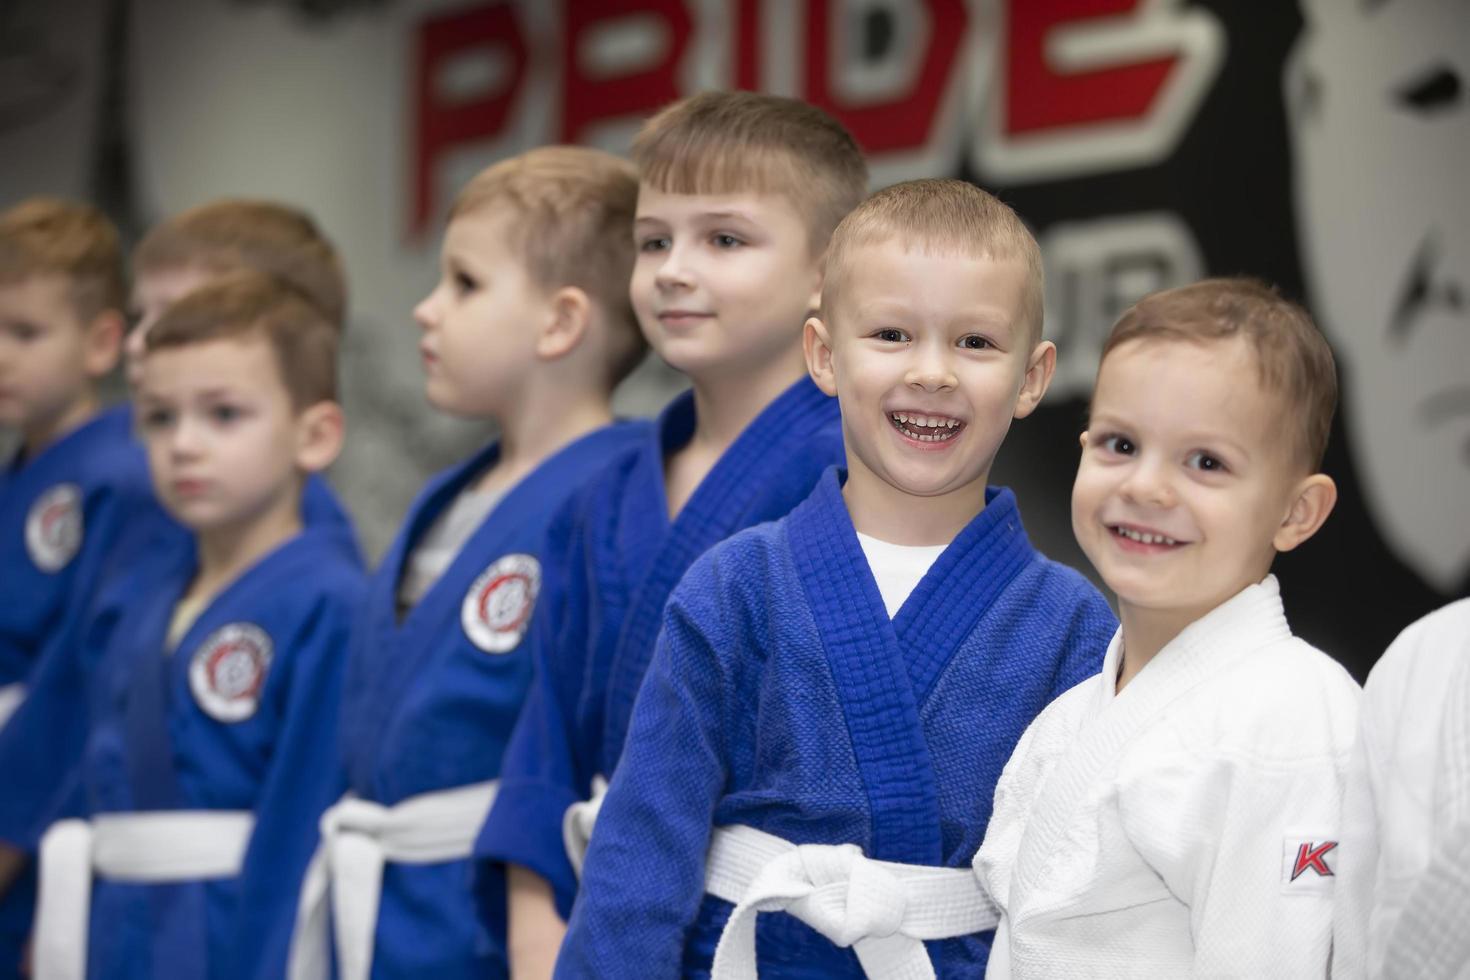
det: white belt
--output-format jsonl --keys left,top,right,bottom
{"left": 34, "top": 810, "right": 254, "bottom": 980}
{"left": 287, "top": 780, "right": 499, "bottom": 980}
{"left": 0, "top": 682, "right": 26, "bottom": 729}
{"left": 562, "top": 774, "right": 609, "bottom": 877}
{"left": 704, "top": 824, "right": 999, "bottom": 980}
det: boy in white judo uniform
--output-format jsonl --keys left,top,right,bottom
{"left": 1334, "top": 599, "right": 1470, "bottom": 978}
{"left": 558, "top": 178, "right": 1116, "bottom": 978}
{"left": 974, "top": 278, "right": 1362, "bottom": 978}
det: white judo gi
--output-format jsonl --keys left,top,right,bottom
{"left": 1333, "top": 598, "right": 1470, "bottom": 980}
{"left": 973, "top": 576, "right": 1360, "bottom": 978}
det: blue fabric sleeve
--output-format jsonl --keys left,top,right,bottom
{"left": 0, "top": 589, "right": 129, "bottom": 849}
{"left": 1047, "top": 571, "right": 1119, "bottom": 700}
{"left": 555, "top": 564, "right": 731, "bottom": 978}
{"left": 475, "top": 502, "right": 592, "bottom": 916}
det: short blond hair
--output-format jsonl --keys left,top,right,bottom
{"left": 821, "top": 178, "right": 1044, "bottom": 345}
{"left": 133, "top": 200, "right": 346, "bottom": 328}
{"left": 145, "top": 270, "right": 339, "bottom": 410}
{"left": 1102, "top": 277, "right": 1338, "bottom": 471}
{"left": 450, "top": 145, "right": 646, "bottom": 385}
{"left": 0, "top": 197, "right": 125, "bottom": 321}
{"left": 632, "top": 91, "right": 868, "bottom": 256}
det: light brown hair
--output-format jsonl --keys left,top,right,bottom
{"left": 145, "top": 270, "right": 338, "bottom": 409}
{"left": 1101, "top": 277, "right": 1338, "bottom": 470}
{"left": 631, "top": 91, "right": 868, "bottom": 256}
{"left": 450, "top": 145, "right": 646, "bottom": 385}
{"left": 133, "top": 200, "right": 346, "bottom": 328}
{"left": 0, "top": 197, "right": 126, "bottom": 321}
{"left": 821, "top": 178, "right": 1044, "bottom": 345}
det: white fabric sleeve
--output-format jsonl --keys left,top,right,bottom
{"left": 1117, "top": 740, "right": 1346, "bottom": 977}
{"left": 1380, "top": 655, "right": 1470, "bottom": 979}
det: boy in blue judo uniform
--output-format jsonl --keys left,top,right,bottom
{"left": 0, "top": 200, "right": 359, "bottom": 971}
{"left": 0, "top": 197, "right": 145, "bottom": 727}
{"left": 0, "top": 197, "right": 167, "bottom": 977}
{"left": 125, "top": 198, "right": 359, "bottom": 544}
{"left": 473, "top": 91, "right": 869, "bottom": 978}
{"left": 284, "top": 146, "right": 651, "bottom": 980}
{"left": 558, "top": 179, "right": 1117, "bottom": 978}
{"left": 27, "top": 271, "right": 364, "bottom": 980}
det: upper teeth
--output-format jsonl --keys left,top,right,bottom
{"left": 893, "top": 413, "right": 959, "bottom": 429}
{"left": 1116, "top": 527, "right": 1178, "bottom": 546}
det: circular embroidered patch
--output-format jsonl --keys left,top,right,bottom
{"left": 188, "top": 623, "right": 274, "bottom": 722}
{"left": 461, "top": 553, "right": 541, "bottom": 654}
{"left": 25, "top": 483, "right": 83, "bottom": 573}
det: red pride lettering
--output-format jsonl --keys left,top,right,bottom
{"left": 1006, "top": 0, "right": 1176, "bottom": 134}
{"left": 802, "top": 0, "right": 968, "bottom": 153}
{"left": 411, "top": 3, "right": 528, "bottom": 236}
{"left": 560, "top": 0, "right": 693, "bottom": 144}
{"left": 406, "top": 1, "right": 1225, "bottom": 234}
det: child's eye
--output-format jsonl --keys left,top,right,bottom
{"left": 638, "top": 236, "right": 670, "bottom": 253}
{"left": 1097, "top": 433, "right": 1135, "bottom": 456}
{"left": 873, "top": 328, "right": 909, "bottom": 344}
{"left": 453, "top": 271, "right": 479, "bottom": 295}
{"left": 1185, "top": 450, "right": 1227, "bottom": 473}
{"left": 711, "top": 233, "right": 744, "bottom": 249}
{"left": 4, "top": 321, "right": 41, "bottom": 343}
{"left": 958, "top": 335, "right": 992, "bottom": 351}
{"left": 210, "top": 405, "right": 244, "bottom": 424}
{"left": 139, "top": 408, "right": 175, "bottom": 432}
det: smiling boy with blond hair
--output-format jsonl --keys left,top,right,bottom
{"left": 557, "top": 178, "right": 1115, "bottom": 977}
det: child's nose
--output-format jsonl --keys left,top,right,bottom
{"left": 169, "top": 416, "right": 205, "bottom": 456}
{"left": 1119, "top": 459, "right": 1175, "bottom": 508}
{"left": 412, "top": 293, "right": 439, "bottom": 330}
{"left": 905, "top": 347, "right": 957, "bottom": 392}
{"left": 653, "top": 243, "right": 694, "bottom": 290}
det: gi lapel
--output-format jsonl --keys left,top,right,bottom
{"left": 1010, "top": 578, "right": 1293, "bottom": 907}
{"left": 121, "top": 543, "right": 195, "bottom": 811}
{"left": 892, "top": 488, "right": 1035, "bottom": 704}
{"left": 787, "top": 470, "right": 943, "bottom": 865}
{"left": 600, "top": 379, "right": 837, "bottom": 773}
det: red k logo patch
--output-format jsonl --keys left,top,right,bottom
{"left": 1281, "top": 832, "right": 1338, "bottom": 896}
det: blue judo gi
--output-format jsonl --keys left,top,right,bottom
{"left": 0, "top": 405, "right": 170, "bottom": 977}
{"left": 557, "top": 470, "right": 1117, "bottom": 978}
{"left": 0, "top": 405, "right": 165, "bottom": 698}
{"left": 0, "top": 404, "right": 357, "bottom": 978}
{"left": 336, "top": 422, "right": 646, "bottom": 979}
{"left": 64, "top": 526, "right": 363, "bottom": 980}
{"left": 474, "top": 378, "right": 844, "bottom": 919}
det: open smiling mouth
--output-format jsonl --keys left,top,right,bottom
{"left": 1109, "top": 525, "right": 1183, "bottom": 547}
{"left": 889, "top": 412, "right": 964, "bottom": 443}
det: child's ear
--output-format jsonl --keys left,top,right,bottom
{"left": 537, "top": 287, "right": 593, "bottom": 361}
{"left": 83, "top": 310, "right": 125, "bottom": 378}
{"left": 803, "top": 316, "right": 838, "bottom": 396}
{"left": 1012, "top": 340, "right": 1057, "bottom": 420}
{"left": 293, "top": 401, "right": 345, "bottom": 474}
{"left": 1274, "top": 473, "right": 1338, "bottom": 553}
{"left": 805, "top": 249, "right": 827, "bottom": 317}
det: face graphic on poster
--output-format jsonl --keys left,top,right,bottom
{"left": 1287, "top": 0, "right": 1470, "bottom": 593}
